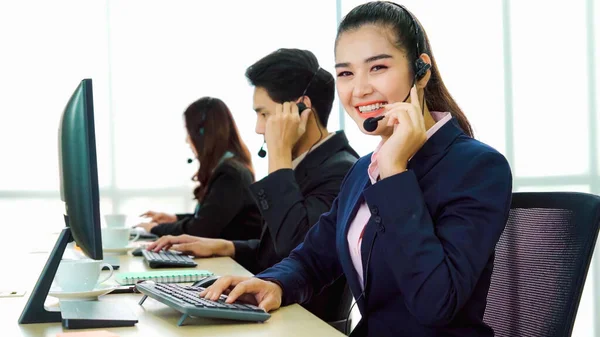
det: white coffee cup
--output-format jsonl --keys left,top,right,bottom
{"left": 102, "top": 227, "right": 140, "bottom": 249}
{"left": 54, "top": 259, "right": 113, "bottom": 292}
{"left": 104, "top": 214, "right": 127, "bottom": 228}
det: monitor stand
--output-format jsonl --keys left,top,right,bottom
{"left": 19, "top": 221, "right": 138, "bottom": 329}
{"left": 18, "top": 226, "right": 72, "bottom": 324}
{"left": 60, "top": 300, "right": 138, "bottom": 329}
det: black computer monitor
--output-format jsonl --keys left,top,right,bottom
{"left": 19, "top": 79, "right": 104, "bottom": 324}
{"left": 58, "top": 78, "right": 103, "bottom": 260}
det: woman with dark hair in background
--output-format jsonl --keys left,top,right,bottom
{"left": 136, "top": 97, "right": 262, "bottom": 241}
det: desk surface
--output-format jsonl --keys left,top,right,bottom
{"left": 0, "top": 244, "right": 344, "bottom": 337}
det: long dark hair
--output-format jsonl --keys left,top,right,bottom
{"left": 336, "top": 1, "right": 474, "bottom": 137}
{"left": 184, "top": 97, "right": 254, "bottom": 202}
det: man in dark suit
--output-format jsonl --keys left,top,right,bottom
{"left": 149, "top": 48, "right": 359, "bottom": 323}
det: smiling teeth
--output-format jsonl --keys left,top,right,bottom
{"left": 358, "top": 103, "right": 386, "bottom": 113}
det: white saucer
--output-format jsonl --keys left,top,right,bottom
{"left": 49, "top": 284, "right": 117, "bottom": 301}
{"left": 103, "top": 244, "right": 135, "bottom": 254}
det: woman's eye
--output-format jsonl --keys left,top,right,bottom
{"left": 371, "top": 65, "right": 388, "bottom": 72}
{"left": 337, "top": 71, "right": 352, "bottom": 77}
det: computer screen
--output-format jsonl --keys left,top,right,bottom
{"left": 19, "top": 79, "right": 107, "bottom": 324}
{"left": 58, "top": 78, "right": 103, "bottom": 260}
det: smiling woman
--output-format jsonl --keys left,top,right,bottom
{"left": 192, "top": 3, "right": 513, "bottom": 337}
{"left": 337, "top": 0, "right": 508, "bottom": 159}
{"left": 334, "top": 15, "right": 472, "bottom": 141}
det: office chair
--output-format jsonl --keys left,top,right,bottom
{"left": 484, "top": 192, "right": 600, "bottom": 337}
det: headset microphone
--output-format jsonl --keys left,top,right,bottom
{"left": 363, "top": 116, "right": 385, "bottom": 132}
{"left": 257, "top": 141, "right": 267, "bottom": 158}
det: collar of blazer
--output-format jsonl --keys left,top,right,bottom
{"left": 407, "top": 117, "right": 465, "bottom": 179}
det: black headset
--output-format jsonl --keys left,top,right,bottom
{"left": 362, "top": 2, "right": 431, "bottom": 132}
{"left": 346, "top": 3, "right": 430, "bottom": 334}
{"left": 394, "top": 2, "right": 431, "bottom": 82}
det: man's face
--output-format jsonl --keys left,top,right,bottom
{"left": 252, "top": 87, "right": 278, "bottom": 136}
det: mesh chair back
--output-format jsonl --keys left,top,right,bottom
{"left": 484, "top": 192, "right": 600, "bottom": 337}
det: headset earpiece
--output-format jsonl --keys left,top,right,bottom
{"left": 387, "top": 3, "right": 430, "bottom": 81}
{"left": 296, "top": 102, "right": 307, "bottom": 113}
{"left": 414, "top": 58, "right": 431, "bottom": 80}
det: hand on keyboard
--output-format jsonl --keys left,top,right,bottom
{"left": 147, "top": 234, "right": 200, "bottom": 252}
{"left": 199, "top": 275, "right": 283, "bottom": 312}
{"left": 147, "top": 234, "right": 234, "bottom": 258}
{"left": 136, "top": 282, "right": 271, "bottom": 323}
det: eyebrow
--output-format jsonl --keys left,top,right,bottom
{"left": 335, "top": 54, "right": 393, "bottom": 68}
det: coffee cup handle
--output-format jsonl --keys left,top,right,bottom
{"left": 130, "top": 231, "right": 141, "bottom": 242}
{"left": 97, "top": 263, "right": 114, "bottom": 285}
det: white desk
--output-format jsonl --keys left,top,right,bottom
{"left": 0, "top": 245, "right": 344, "bottom": 337}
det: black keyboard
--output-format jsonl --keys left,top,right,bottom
{"left": 142, "top": 250, "right": 197, "bottom": 268}
{"left": 136, "top": 282, "right": 270, "bottom": 325}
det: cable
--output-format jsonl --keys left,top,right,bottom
{"left": 298, "top": 67, "right": 324, "bottom": 157}
{"left": 304, "top": 107, "right": 324, "bottom": 156}
{"left": 344, "top": 232, "right": 378, "bottom": 335}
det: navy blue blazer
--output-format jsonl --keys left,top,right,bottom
{"left": 256, "top": 118, "right": 513, "bottom": 337}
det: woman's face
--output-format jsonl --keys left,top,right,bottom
{"left": 186, "top": 132, "right": 198, "bottom": 157}
{"left": 335, "top": 25, "right": 413, "bottom": 136}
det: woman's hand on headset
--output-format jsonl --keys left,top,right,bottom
{"left": 377, "top": 85, "right": 427, "bottom": 179}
